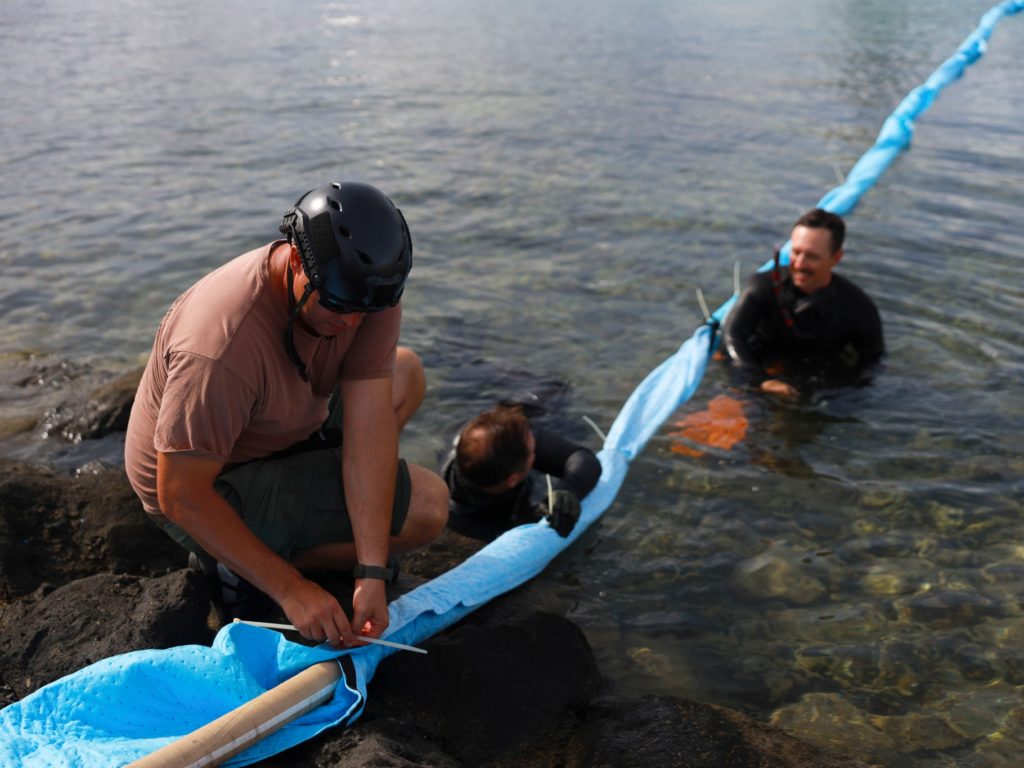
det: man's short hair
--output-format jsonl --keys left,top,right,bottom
{"left": 456, "top": 405, "right": 532, "bottom": 488}
{"left": 794, "top": 208, "right": 845, "bottom": 253}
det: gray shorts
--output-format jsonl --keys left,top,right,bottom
{"left": 163, "top": 447, "right": 411, "bottom": 562}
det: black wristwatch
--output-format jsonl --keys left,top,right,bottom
{"left": 352, "top": 563, "right": 396, "bottom": 583}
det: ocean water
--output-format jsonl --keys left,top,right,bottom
{"left": 1, "top": 0, "right": 1022, "bottom": 764}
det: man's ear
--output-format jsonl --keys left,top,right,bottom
{"left": 831, "top": 247, "right": 844, "bottom": 266}
{"left": 506, "top": 470, "right": 529, "bottom": 489}
{"left": 288, "top": 243, "right": 303, "bottom": 270}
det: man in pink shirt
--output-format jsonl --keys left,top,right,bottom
{"left": 125, "top": 182, "right": 448, "bottom": 649}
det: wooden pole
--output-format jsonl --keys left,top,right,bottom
{"left": 128, "top": 660, "right": 341, "bottom": 768}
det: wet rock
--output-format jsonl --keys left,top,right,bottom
{"left": 837, "top": 532, "right": 919, "bottom": 561}
{"left": 859, "top": 561, "right": 926, "bottom": 598}
{"left": 928, "top": 502, "right": 1007, "bottom": 538}
{"left": 80, "top": 366, "right": 145, "bottom": 439}
{"left": 571, "top": 694, "right": 871, "bottom": 768}
{"left": 857, "top": 484, "right": 906, "bottom": 510}
{"left": 868, "top": 710, "right": 963, "bottom": 752}
{"left": 974, "top": 704, "right": 1024, "bottom": 767}
{"left": 732, "top": 551, "right": 827, "bottom": 605}
{"left": 0, "top": 570, "right": 213, "bottom": 706}
{"left": 794, "top": 644, "right": 880, "bottom": 687}
{"left": 365, "top": 611, "right": 602, "bottom": 765}
{"left": 939, "top": 681, "right": 1022, "bottom": 741}
{"left": 769, "top": 603, "right": 889, "bottom": 644}
{"left": 771, "top": 693, "right": 893, "bottom": 758}
{"left": 626, "top": 645, "right": 675, "bottom": 679}
{"left": 0, "top": 414, "right": 37, "bottom": 440}
{"left": 875, "top": 636, "right": 941, "bottom": 698}
{"left": 980, "top": 618, "right": 1024, "bottom": 649}
{"left": 980, "top": 561, "right": 1024, "bottom": 585}
{"left": 34, "top": 365, "right": 144, "bottom": 443}
{"left": 895, "top": 588, "right": 999, "bottom": 629}
{"left": 945, "top": 639, "right": 999, "bottom": 683}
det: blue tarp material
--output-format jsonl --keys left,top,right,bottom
{"left": 1, "top": 2, "right": 1020, "bottom": 765}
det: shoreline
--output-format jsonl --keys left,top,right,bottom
{"left": 0, "top": 363, "right": 872, "bottom": 766}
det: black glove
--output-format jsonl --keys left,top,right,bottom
{"left": 546, "top": 489, "right": 581, "bottom": 537}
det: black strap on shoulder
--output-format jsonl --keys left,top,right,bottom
{"left": 284, "top": 264, "right": 315, "bottom": 382}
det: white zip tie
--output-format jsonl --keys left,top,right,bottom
{"left": 546, "top": 473, "right": 554, "bottom": 517}
{"left": 696, "top": 287, "right": 711, "bottom": 322}
{"left": 232, "top": 619, "right": 427, "bottom": 654}
{"left": 581, "top": 414, "right": 607, "bottom": 443}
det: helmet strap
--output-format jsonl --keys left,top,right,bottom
{"left": 284, "top": 264, "right": 314, "bottom": 382}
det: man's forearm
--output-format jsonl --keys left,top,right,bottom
{"left": 341, "top": 378, "right": 399, "bottom": 569}
{"left": 157, "top": 454, "right": 302, "bottom": 603}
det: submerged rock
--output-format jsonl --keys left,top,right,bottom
{"left": 895, "top": 588, "right": 1000, "bottom": 628}
{"left": 732, "top": 551, "right": 828, "bottom": 605}
{"left": 571, "top": 694, "right": 871, "bottom": 768}
{"left": 771, "top": 693, "right": 893, "bottom": 759}
{"left": 859, "top": 560, "right": 927, "bottom": 598}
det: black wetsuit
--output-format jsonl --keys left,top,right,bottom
{"left": 722, "top": 268, "right": 884, "bottom": 387}
{"left": 442, "top": 426, "right": 601, "bottom": 542}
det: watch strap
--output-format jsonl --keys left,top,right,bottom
{"left": 352, "top": 564, "right": 395, "bottom": 582}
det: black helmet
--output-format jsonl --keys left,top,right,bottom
{"left": 280, "top": 181, "right": 412, "bottom": 312}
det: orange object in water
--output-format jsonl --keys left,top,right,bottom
{"left": 668, "top": 394, "right": 748, "bottom": 457}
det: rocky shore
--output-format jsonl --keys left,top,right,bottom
{"left": 0, "top": 367, "right": 873, "bottom": 767}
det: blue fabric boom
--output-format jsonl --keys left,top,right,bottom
{"left": 1, "top": 2, "right": 1019, "bottom": 765}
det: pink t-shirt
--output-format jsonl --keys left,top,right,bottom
{"left": 125, "top": 241, "right": 401, "bottom": 521}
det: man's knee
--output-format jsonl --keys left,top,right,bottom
{"left": 401, "top": 463, "right": 448, "bottom": 546}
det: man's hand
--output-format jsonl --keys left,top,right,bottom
{"left": 351, "top": 578, "right": 389, "bottom": 640}
{"left": 547, "top": 489, "right": 581, "bottom": 537}
{"left": 278, "top": 577, "right": 354, "bottom": 648}
{"left": 760, "top": 378, "right": 799, "bottom": 398}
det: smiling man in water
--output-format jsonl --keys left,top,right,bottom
{"left": 722, "top": 208, "right": 884, "bottom": 397}
{"left": 125, "top": 182, "right": 448, "bottom": 648}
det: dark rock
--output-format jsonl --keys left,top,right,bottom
{"left": 35, "top": 365, "right": 144, "bottom": 443}
{"left": 564, "top": 695, "right": 875, "bottom": 768}
{"left": 0, "top": 570, "right": 213, "bottom": 706}
{"left": 366, "top": 612, "right": 602, "bottom": 765}
{"left": 400, "top": 526, "right": 487, "bottom": 581}
{"left": 0, "top": 459, "right": 186, "bottom": 600}
{"left": 84, "top": 366, "right": 145, "bottom": 436}
{"left": 263, "top": 718, "right": 460, "bottom": 767}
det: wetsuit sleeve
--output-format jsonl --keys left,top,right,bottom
{"left": 532, "top": 427, "right": 602, "bottom": 500}
{"left": 721, "top": 274, "right": 774, "bottom": 383}
{"left": 852, "top": 294, "right": 885, "bottom": 366}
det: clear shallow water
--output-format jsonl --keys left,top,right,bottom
{"left": 2, "top": 0, "right": 1022, "bottom": 764}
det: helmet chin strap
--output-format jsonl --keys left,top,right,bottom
{"left": 284, "top": 264, "right": 314, "bottom": 382}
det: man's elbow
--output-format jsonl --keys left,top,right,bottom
{"left": 155, "top": 452, "right": 220, "bottom": 528}
{"left": 566, "top": 448, "right": 602, "bottom": 498}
